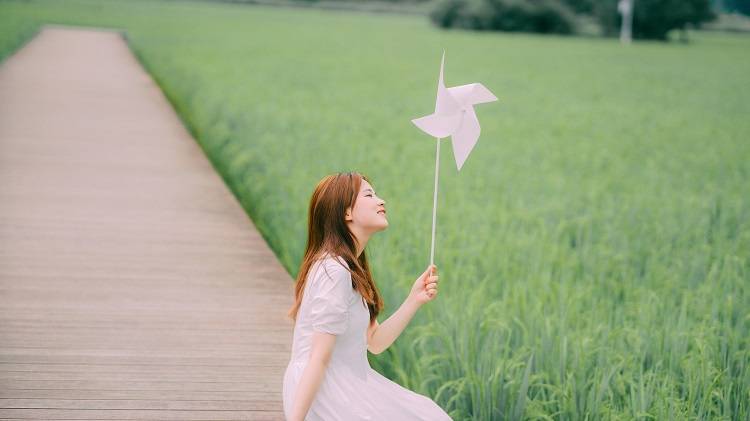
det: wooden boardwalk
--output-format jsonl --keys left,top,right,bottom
{"left": 0, "top": 26, "right": 293, "bottom": 420}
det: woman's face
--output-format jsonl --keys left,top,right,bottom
{"left": 345, "top": 179, "right": 388, "bottom": 234}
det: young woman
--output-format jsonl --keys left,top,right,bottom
{"left": 283, "top": 172, "right": 452, "bottom": 420}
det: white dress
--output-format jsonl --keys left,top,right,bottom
{"left": 283, "top": 253, "right": 452, "bottom": 420}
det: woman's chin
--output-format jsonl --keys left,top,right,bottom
{"left": 368, "top": 220, "right": 388, "bottom": 233}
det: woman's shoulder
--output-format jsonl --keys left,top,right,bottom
{"left": 308, "top": 253, "right": 355, "bottom": 299}
{"left": 307, "top": 253, "right": 351, "bottom": 292}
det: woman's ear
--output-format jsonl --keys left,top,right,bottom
{"left": 345, "top": 206, "right": 352, "bottom": 222}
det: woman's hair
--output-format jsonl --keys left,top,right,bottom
{"left": 287, "top": 171, "right": 384, "bottom": 326}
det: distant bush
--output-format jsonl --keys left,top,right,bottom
{"left": 429, "top": 0, "right": 577, "bottom": 34}
{"left": 721, "top": 0, "right": 750, "bottom": 15}
{"left": 595, "top": 0, "right": 717, "bottom": 40}
{"left": 559, "top": 0, "right": 594, "bottom": 14}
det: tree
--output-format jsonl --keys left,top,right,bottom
{"left": 718, "top": 0, "right": 750, "bottom": 15}
{"left": 597, "top": 0, "right": 717, "bottom": 41}
{"left": 429, "top": 0, "right": 578, "bottom": 34}
{"left": 560, "top": 0, "right": 595, "bottom": 14}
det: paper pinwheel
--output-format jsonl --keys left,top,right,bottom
{"left": 412, "top": 51, "right": 498, "bottom": 171}
{"left": 411, "top": 51, "right": 498, "bottom": 267}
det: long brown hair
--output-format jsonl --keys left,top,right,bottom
{"left": 287, "top": 171, "right": 384, "bottom": 326}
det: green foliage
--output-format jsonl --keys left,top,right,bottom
{"left": 429, "top": 0, "right": 577, "bottom": 34}
{"left": 560, "top": 0, "right": 594, "bottom": 14}
{"left": 1, "top": 1, "right": 749, "bottom": 419}
{"left": 720, "top": 0, "right": 750, "bottom": 15}
{"left": 597, "top": 0, "right": 718, "bottom": 40}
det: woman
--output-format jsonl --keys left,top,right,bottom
{"left": 283, "top": 172, "right": 452, "bottom": 420}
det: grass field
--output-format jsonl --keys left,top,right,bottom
{"left": 1, "top": 0, "right": 749, "bottom": 419}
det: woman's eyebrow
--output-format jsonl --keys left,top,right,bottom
{"left": 362, "top": 188, "right": 375, "bottom": 194}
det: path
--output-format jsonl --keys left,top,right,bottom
{"left": 0, "top": 25, "right": 293, "bottom": 420}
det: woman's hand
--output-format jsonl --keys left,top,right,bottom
{"left": 408, "top": 264, "right": 439, "bottom": 306}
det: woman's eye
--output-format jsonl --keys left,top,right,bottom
{"left": 366, "top": 194, "right": 372, "bottom": 197}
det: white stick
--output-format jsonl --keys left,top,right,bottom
{"left": 430, "top": 137, "right": 441, "bottom": 268}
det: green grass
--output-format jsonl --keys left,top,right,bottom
{"left": 1, "top": 1, "right": 749, "bottom": 419}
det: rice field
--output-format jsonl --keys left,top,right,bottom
{"left": 1, "top": 0, "right": 749, "bottom": 419}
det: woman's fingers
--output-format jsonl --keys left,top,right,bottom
{"left": 421, "top": 266, "right": 439, "bottom": 300}
{"left": 426, "top": 279, "right": 438, "bottom": 293}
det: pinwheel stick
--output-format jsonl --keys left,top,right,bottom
{"left": 429, "top": 137, "right": 441, "bottom": 267}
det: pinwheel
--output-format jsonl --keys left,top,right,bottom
{"left": 411, "top": 51, "right": 498, "bottom": 266}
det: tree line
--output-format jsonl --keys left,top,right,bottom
{"left": 428, "top": 0, "right": 734, "bottom": 41}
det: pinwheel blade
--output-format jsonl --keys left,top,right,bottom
{"left": 434, "top": 51, "right": 462, "bottom": 115}
{"left": 411, "top": 112, "right": 462, "bottom": 139}
{"left": 447, "top": 83, "right": 498, "bottom": 107}
{"left": 450, "top": 106, "right": 481, "bottom": 171}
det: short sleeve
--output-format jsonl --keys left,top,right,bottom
{"left": 309, "top": 259, "right": 353, "bottom": 335}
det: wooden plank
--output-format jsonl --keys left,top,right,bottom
{"left": 0, "top": 380, "right": 278, "bottom": 392}
{"left": 0, "top": 369, "right": 285, "bottom": 381}
{"left": 0, "top": 355, "right": 281, "bottom": 366}
{"left": 0, "top": 399, "right": 279, "bottom": 411}
{"left": 0, "top": 389, "right": 279, "bottom": 400}
{"left": 0, "top": 359, "right": 287, "bottom": 371}
{"left": 0, "top": 409, "right": 282, "bottom": 420}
